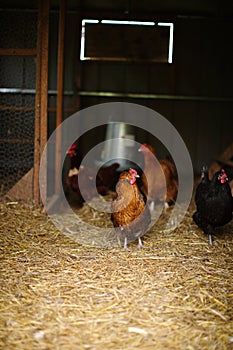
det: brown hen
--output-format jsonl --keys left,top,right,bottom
{"left": 111, "top": 168, "right": 151, "bottom": 250}
{"left": 139, "top": 143, "right": 178, "bottom": 210}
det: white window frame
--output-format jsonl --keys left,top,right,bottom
{"left": 80, "top": 19, "right": 174, "bottom": 64}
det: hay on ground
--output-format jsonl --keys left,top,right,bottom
{"left": 0, "top": 198, "right": 233, "bottom": 350}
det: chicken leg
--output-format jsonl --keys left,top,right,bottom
{"left": 123, "top": 237, "right": 129, "bottom": 251}
{"left": 137, "top": 237, "right": 147, "bottom": 249}
{"left": 193, "top": 211, "right": 214, "bottom": 246}
{"left": 208, "top": 234, "right": 213, "bottom": 246}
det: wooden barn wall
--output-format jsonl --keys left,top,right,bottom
{"left": 49, "top": 14, "right": 233, "bottom": 175}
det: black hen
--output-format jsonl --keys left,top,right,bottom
{"left": 193, "top": 166, "right": 233, "bottom": 245}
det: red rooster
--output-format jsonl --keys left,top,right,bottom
{"left": 139, "top": 143, "right": 178, "bottom": 210}
{"left": 111, "top": 168, "right": 151, "bottom": 250}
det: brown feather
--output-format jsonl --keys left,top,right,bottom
{"left": 111, "top": 170, "right": 151, "bottom": 248}
{"left": 139, "top": 143, "right": 178, "bottom": 206}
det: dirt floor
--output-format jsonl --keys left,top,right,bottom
{"left": 0, "top": 198, "right": 233, "bottom": 350}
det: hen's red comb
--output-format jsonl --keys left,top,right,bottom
{"left": 67, "top": 144, "right": 77, "bottom": 151}
{"left": 218, "top": 168, "right": 228, "bottom": 184}
{"left": 129, "top": 168, "right": 137, "bottom": 176}
{"left": 66, "top": 144, "right": 77, "bottom": 156}
{"left": 70, "top": 144, "right": 77, "bottom": 149}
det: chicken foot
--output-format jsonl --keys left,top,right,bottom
{"left": 122, "top": 237, "right": 147, "bottom": 250}
{"left": 123, "top": 237, "right": 130, "bottom": 251}
{"left": 137, "top": 237, "right": 147, "bottom": 249}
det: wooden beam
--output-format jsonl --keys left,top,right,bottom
{"left": 0, "top": 48, "right": 37, "bottom": 56}
{"left": 0, "top": 106, "right": 35, "bottom": 111}
{"left": 75, "top": 19, "right": 82, "bottom": 112}
{"left": 6, "top": 169, "right": 33, "bottom": 201}
{"left": 0, "top": 138, "right": 33, "bottom": 143}
{"left": 55, "top": 0, "right": 66, "bottom": 194}
{"left": 34, "top": 0, "right": 50, "bottom": 204}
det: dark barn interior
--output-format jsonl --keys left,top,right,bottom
{"left": 0, "top": 1, "right": 233, "bottom": 349}
{"left": 0, "top": 0, "right": 233, "bottom": 201}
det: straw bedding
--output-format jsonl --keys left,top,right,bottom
{"left": 0, "top": 198, "right": 233, "bottom": 350}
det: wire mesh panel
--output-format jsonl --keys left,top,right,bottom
{"left": 0, "top": 91, "right": 35, "bottom": 195}
{"left": 0, "top": 10, "right": 37, "bottom": 49}
{"left": 0, "top": 8, "right": 37, "bottom": 196}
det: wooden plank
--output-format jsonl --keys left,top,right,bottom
{"left": 34, "top": 0, "right": 50, "bottom": 204}
{"left": 34, "top": 2, "right": 43, "bottom": 204}
{"left": 34, "top": 18, "right": 42, "bottom": 205}
{"left": 0, "top": 106, "right": 35, "bottom": 111}
{"left": 0, "top": 138, "right": 33, "bottom": 143}
{"left": 40, "top": 1, "right": 49, "bottom": 156}
{"left": 75, "top": 19, "right": 82, "bottom": 111}
{"left": 0, "top": 48, "right": 37, "bottom": 56}
{"left": 55, "top": 0, "right": 66, "bottom": 194}
{"left": 5, "top": 169, "right": 33, "bottom": 201}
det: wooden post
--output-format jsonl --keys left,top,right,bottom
{"left": 34, "top": 0, "right": 50, "bottom": 204}
{"left": 75, "top": 17, "right": 82, "bottom": 112}
{"left": 55, "top": 0, "right": 66, "bottom": 194}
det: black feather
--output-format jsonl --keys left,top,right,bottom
{"left": 193, "top": 166, "right": 233, "bottom": 245}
